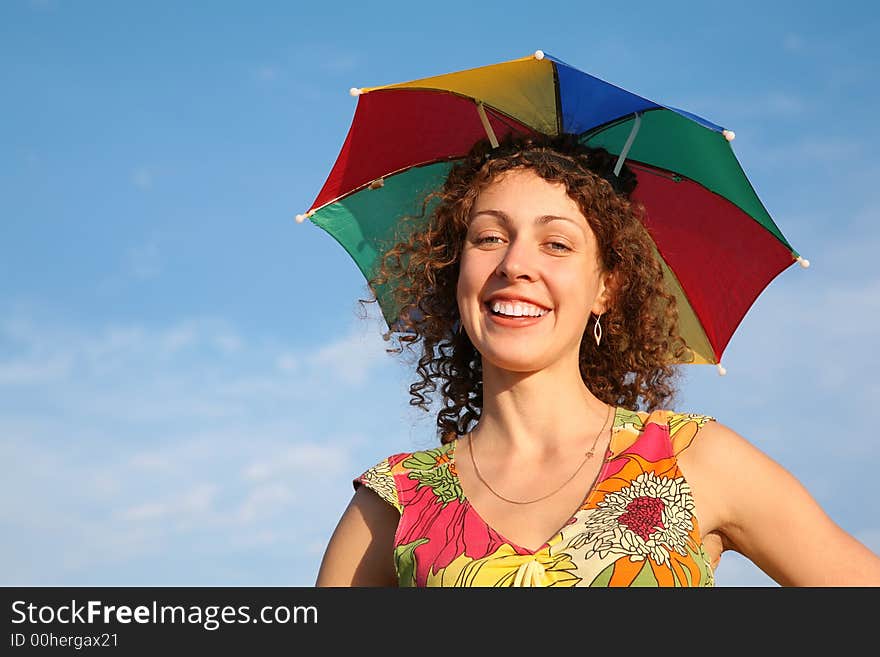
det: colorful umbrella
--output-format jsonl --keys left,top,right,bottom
{"left": 296, "top": 50, "right": 808, "bottom": 374}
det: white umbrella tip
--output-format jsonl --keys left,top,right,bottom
{"left": 796, "top": 256, "right": 810, "bottom": 268}
{"left": 716, "top": 363, "right": 727, "bottom": 376}
{"left": 533, "top": 50, "right": 545, "bottom": 60}
{"left": 349, "top": 87, "right": 362, "bottom": 97}
{"left": 295, "top": 213, "right": 308, "bottom": 223}
{"left": 722, "top": 129, "right": 736, "bottom": 141}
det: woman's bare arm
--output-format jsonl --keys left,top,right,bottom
{"left": 681, "top": 420, "right": 880, "bottom": 586}
{"left": 315, "top": 486, "right": 400, "bottom": 587}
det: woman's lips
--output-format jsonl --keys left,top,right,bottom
{"left": 483, "top": 302, "right": 551, "bottom": 328}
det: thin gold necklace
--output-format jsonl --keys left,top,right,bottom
{"left": 467, "top": 403, "right": 613, "bottom": 505}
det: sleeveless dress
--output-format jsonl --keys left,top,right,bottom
{"left": 353, "top": 406, "right": 717, "bottom": 587}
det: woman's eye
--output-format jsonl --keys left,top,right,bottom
{"left": 475, "top": 236, "right": 570, "bottom": 251}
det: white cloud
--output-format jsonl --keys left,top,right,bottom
{"left": 0, "top": 354, "right": 72, "bottom": 385}
{"left": 120, "top": 483, "right": 218, "bottom": 525}
{"left": 307, "top": 326, "right": 387, "bottom": 385}
{"left": 0, "top": 309, "right": 399, "bottom": 583}
{"left": 242, "top": 442, "right": 351, "bottom": 482}
{"left": 276, "top": 352, "right": 297, "bottom": 372}
{"left": 234, "top": 482, "right": 296, "bottom": 523}
{"left": 160, "top": 323, "right": 198, "bottom": 353}
{"left": 215, "top": 333, "right": 243, "bottom": 353}
{"left": 128, "top": 451, "right": 176, "bottom": 473}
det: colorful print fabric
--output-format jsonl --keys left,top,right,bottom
{"left": 353, "top": 406, "right": 717, "bottom": 587}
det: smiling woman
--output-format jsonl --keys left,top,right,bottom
{"left": 459, "top": 167, "right": 630, "bottom": 388}
{"left": 314, "top": 132, "right": 880, "bottom": 588}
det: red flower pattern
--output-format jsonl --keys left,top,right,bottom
{"left": 618, "top": 496, "right": 665, "bottom": 541}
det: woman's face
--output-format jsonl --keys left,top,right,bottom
{"left": 456, "top": 167, "right": 612, "bottom": 373}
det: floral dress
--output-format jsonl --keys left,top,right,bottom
{"left": 353, "top": 406, "right": 717, "bottom": 587}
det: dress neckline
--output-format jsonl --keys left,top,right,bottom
{"left": 448, "top": 405, "right": 622, "bottom": 555}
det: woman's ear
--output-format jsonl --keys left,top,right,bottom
{"left": 594, "top": 269, "right": 618, "bottom": 315}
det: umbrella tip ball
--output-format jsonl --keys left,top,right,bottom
{"left": 533, "top": 50, "right": 545, "bottom": 60}
{"left": 796, "top": 256, "right": 810, "bottom": 269}
{"left": 722, "top": 129, "right": 735, "bottom": 141}
{"left": 349, "top": 87, "right": 362, "bottom": 97}
{"left": 716, "top": 363, "right": 727, "bottom": 376}
{"left": 295, "top": 214, "right": 307, "bottom": 223}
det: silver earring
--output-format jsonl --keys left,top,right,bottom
{"left": 593, "top": 313, "right": 603, "bottom": 346}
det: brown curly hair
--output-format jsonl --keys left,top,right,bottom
{"left": 359, "top": 132, "right": 691, "bottom": 445}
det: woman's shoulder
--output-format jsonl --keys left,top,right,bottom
{"left": 355, "top": 442, "right": 455, "bottom": 479}
{"left": 351, "top": 443, "right": 455, "bottom": 512}
{"left": 612, "top": 406, "right": 717, "bottom": 458}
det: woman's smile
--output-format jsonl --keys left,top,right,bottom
{"left": 483, "top": 301, "right": 553, "bottom": 328}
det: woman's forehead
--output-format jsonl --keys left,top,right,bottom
{"left": 470, "top": 170, "right": 588, "bottom": 224}
{"left": 477, "top": 168, "right": 575, "bottom": 200}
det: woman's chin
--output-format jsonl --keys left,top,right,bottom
{"left": 479, "top": 349, "right": 551, "bottom": 373}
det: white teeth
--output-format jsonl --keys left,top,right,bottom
{"left": 490, "top": 301, "right": 548, "bottom": 317}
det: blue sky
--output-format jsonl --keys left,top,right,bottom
{"left": 2, "top": 0, "right": 878, "bottom": 587}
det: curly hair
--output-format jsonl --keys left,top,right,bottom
{"left": 359, "top": 131, "right": 691, "bottom": 445}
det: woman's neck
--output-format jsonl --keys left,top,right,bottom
{"left": 473, "top": 362, "right": 611, "bottom": 459}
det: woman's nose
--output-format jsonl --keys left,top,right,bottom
{"left": 495, "top": 238, "right": 537, "bottom": 280}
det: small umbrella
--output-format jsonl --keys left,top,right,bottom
{"left": 296, "top": 50, "right": 808, "bottom": 374}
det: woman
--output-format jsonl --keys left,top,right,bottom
{"left": 315, "top": 132, "right": 880, "bottom": 587}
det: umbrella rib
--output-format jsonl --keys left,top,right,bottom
{"left": 613, "top": 112, "right": 642, "bottom": 177}
{"left": 625, "top": 160, "right": 802, "bottom": 258}
{"left": 577, "top": 106, "right": 667, "bottom": 144}
{"left": 363, "top": 86, "right": 544, "bottom": 140}
{"left": 475, "top": 101, "right": 500, "bottom": 148}
{"left": 303, "top": 158, "right": 464, "bottom": 217}
{"left": 625, "top": 161, "right": 681, "bottom": 181}
{"left": 552, "top": 60, "right": 563, "bottom": 136}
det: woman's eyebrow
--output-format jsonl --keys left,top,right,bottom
{"left": 471, "top": 209, "right": 584, "bottom": 230}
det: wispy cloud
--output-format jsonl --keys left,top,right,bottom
{"left": 243, "top": 443, "right": 350, "bottom": 483}
{"left": 0, "top": 354, "right": 72, "bottom": 385}
{"left": 0, "top": 310, "right": 397, "bottom": 584}
{"left": 121, "top": 483, "right": 218, "bottom": 523}
{"left": 307, "top": 328, "right": 387, "bottom": 386}
{"left": 275, "top": 352, "right": 297, "bottom": 372}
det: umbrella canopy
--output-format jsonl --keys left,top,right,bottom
{"left": 297, "top": 50, "right": 808, "bottom": 373}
